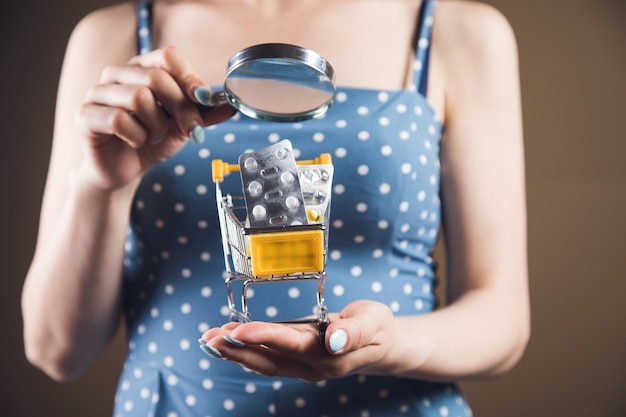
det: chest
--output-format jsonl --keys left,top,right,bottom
{"left": 152, "top": 1, "right": 423, "bottom": 90}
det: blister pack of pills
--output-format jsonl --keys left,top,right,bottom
{"left": 239, "top": 139, "right": 308, "bottom": 228}
{"left": 298, "top": 164, "right": 334, "bottom": 224}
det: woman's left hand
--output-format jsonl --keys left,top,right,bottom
{"left": 199, "top": 300, "right": 396, "bottom": 382}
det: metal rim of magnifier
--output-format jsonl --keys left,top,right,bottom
{"left": 212, "top": 43, "right": 336, "bottom": 122}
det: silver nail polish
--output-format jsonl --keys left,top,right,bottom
{"left": 189, "top": 124, "right": 205, "bottom": 145}
{"left": 194, "top": 86, "right": 213, "bottom": 106}
{"left": 199, "top": 344, "right": 222, "bottom": 358}
{"left": 329, "top": 329, "right": 348, "bottom": 353}
{"left": 198, "top": 338, "right": 208, "bottom": 346}
{"left": 223, "top": 335, "right": 246, "bottom": 347}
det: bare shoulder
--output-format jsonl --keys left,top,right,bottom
{"left": 434, "top": 0, "right": 518, "bottom": 62}
{"left": 67, "top": 2, "right": 138, "bottom": 66}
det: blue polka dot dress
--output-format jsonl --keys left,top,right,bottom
{"left": 117, "top": 1, "right": 473, "bottom": 416}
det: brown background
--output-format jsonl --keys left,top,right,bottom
{"left": 1, "top": 0, "right": 625, "bottom": 415}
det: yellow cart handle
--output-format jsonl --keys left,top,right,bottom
{"left": 212, "top": 153, "right": 332, "bottom": 183}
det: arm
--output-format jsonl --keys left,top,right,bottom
{"left": 199, "top": 2, "right": 529, "bottom": 383}
{"left": 22, "top": 4, "right": 234, "bottom": 381}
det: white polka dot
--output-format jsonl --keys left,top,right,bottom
{"left": 201, "top": 252, "right": 211, "bottom": 261}
{"left": 356, "top": 202, "right": 367, "bottom": 213}
{"left": 223, "top": 133, "right": 235, "bottom": 143}
{"left": 268, "top": 133, "right": 280, "bottom": 143}
{"left": 245, "top": 383, "right": 257, "bottom": 394}
{"left": 184, "top": 395, "right": 196, "bottom": 407}
{"left": 199, "top": 359, "right": 211, "bottom": 372}
{"left": 417, "top": 191, "right": 426, "bottom": 201}
{"left": 381, "top": 145, "right": 393, "bottom": 156}
{"left": 266, "top": 306, "right": 278, "bottom": 318}
{"left": 288, "top": 287, "right": 300, "bottom": 298}
{"left": 377, "top": 92, "right": 389, "bottom": 102}
{"left": 164, "top": 356, "right": 174, "bottom": 367}
{"left": 330, "top": 250, "right": 342, "bottom": 260}
{"left": 399, "top": 404, "right": 410, "bottom": 413}
{"left": 223, "top": 399, "right": 235, "bottom": 410}
{"left": 163, "top": 320, "right": 173, "bottom": 331}
{"left": 167, "top": 374, "right": 178, "bottom": 386}
{"left": 333, "top": 184, "right": 345, "bottom": 194}
{"left": 379, "top": 183, "right": 391, "bottom": 194}
{"left": 174, "top": 165, "right": 185, "bottom": 175}
{"left": 181, "top": 268, "right": 191, "bottom": 278}
{"left": 351, "top": 266, "right": 362, "bottom": 277}
{"left": 357, "top": 165, "right": 369, "bottom": 176}
{"left": 295, "top": 397, "right": 306, "bottom": 408}
{"left": 272, "top": 380, "right": 283, "bottom": 390}
{"left": 313, "top": 132, "right": 325, "bottom": 143}
{"left": 198, "top": 220, "right": 209, "bottom": 229}
{"left": 389, "top": 267, "right": 399, "bottom": 278}
{"left": 354, "top": 235, "right": 365, "bottom": 243}
{"left": 196, "top": 184, "right": 208, "bottom": 195}
{"left": 399, "top": 201, "right": 410, "bottom": 212}
{"left": 150, "top": 308, "right": 159, "bottom": 318}
{"left": 371, "top": 281, "right": 382, "bottom": 293}
{"left": 379, "top": 389, "right": 389, "bottom": 399}
{"left": 439, "top": 406, "right": 449, "bottom": 417}
{"left": 140, "top": 387, "right": 150, "bottom": 399}
{"left": 153, "top": 183, "right": 162, "bottom": 193}
{"left": 137, "top": 324, "right": 146, "bottom": 335}
{"left": 335, "top": 147, "right": 347, "bottom": 158}
{"left": 390, "top": 301, "right": 400, "bottom": 312}
{"left": 372, "top": 249, "right": 384, "bottom": 258}
{"left": 136, "top": 200, "right": 145, "bottom": 210}
{"left": 357, "top": 106, "right": 369, "bottom": 115}
{"left": 401, "top": 163, "right": 412, "bottom": 174}
{"left": 124, "top": 400, "right": 134, "bottom": 412}
{"left": 148, "top": 342, "right": 158, "bottom": 353}
{"left": 174, "top": 203, "right": 185, "bottom": 213}
{"left": 339, "top": 394, "right": 349, "bottom": 404}
{"left": 181, "top": 303, "right": 192, "bottom": 314}
{"left": 419, "top": 155, "right": 428, "bottom": 165}
{"left": 379, "top": 117, "right": 390, "bottom": 126}
{"left": 378, "top": 220, "right": 389, "bottom": 229}
{"left": 198, "top": 148, "right": 210, "bottom": 159}
{"left": 202, "top": 378, "right": 214, "bottom": 389}
{"left": 336, "top": 120, "right": 347, "bottom": 128}
{"left": 179, "top": 339, "right": 191, "bottom": 350}
{"left": 333, "top": 285, "right": 345, "bottom": 296}
{"left": 358, "top": 131, "right": 370, "bottom": 141}
{"left": 396, "top": 103, "right": 408, "bottom": 113}
{"left": 332, "top": 219, "right": 344, "bottom": 228}
{"left": 399, "top": 130, "right": 410, "bottom": 140}
{"left": 336, "top": 92, "right": 348, "bottom": 102}
{"left": 268, "top": 403, "right": 276, "bottom": 415}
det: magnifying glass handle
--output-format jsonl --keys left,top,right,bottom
{"left": 209, "top": 90, "right": 228, "bottom": 107}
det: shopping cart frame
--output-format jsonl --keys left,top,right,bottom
{"left": 212, "top": 154, "right": 332, "bottom": 342}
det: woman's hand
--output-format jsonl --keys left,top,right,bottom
{"left": 199, "top": 300, "right": 397, "bottom": 383}
{"left": 75, "top": 45, "right": 235, "bottom": 191}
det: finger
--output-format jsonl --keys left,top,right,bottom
{"left": 100, "top": 64, "right": 203, "bottom": 143}
{"left": 128, "top": 45, "right": 212, "bottom": 106}
{"left": 76, "top": 103, "right": 148, "bottom": 148}
{"left": 86, "top": 83, "right": 170, "bottom": 144}
{"left": 229, "top": 321, "right": 322, "bottom": 356}
{"left": 325, "top": 300, "right": 393, "bottom": 355}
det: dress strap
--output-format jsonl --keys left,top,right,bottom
{"left": 412, "top": 0, "right": 437, "bottom": 96}
{"left": 136, "top": 1, "right": 153, "bottom": 55}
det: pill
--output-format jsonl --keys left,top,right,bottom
{"left": 247, "top": 181, "right": 263, "bottom": 196}
{"left": 275, "top": 146, "right": 290, "bottom": 160}
{"left": 252, "top": 205, "right": 267, "bottom": 219}
{"left": 280, "top": 171, "right": 295, "bottom": 185}
{"left": 285, "top": 195, "right": 301, "bottom": 210}
{"left": 244, "top": 157, "right": 258, "bottom": 170}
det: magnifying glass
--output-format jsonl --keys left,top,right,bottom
{"left": 209, "top": 43, "right": 336, "bottom": 122}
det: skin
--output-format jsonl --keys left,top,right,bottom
{"left": 22, "top": 0, "right": 529, "bottom": 384}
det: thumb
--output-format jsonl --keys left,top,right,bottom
{"left": 325, "top": 300, "right": 392, "bottom": 355}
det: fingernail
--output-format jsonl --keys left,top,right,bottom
{"left": 193, "top": 86, "right": 213, "bottom": 106}
{"left": 223, "top": 335, "right": 246, "bottom": 347}
{"left": 189, "top": 123, "right": 205, "bottom": 145}
{"left": 329, "top": 329, "right": 348, "bottom": 353}
{"left": 198, "top": 338, "right": 207, "bottom": 346}
{"left": 199, "top": 343, "right": 222, "bottom": 358}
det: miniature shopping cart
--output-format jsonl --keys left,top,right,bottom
{"left": 211, "top": 142, "right": 333, "bottom": 341}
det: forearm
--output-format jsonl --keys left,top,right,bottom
{"left": 22, "top": 168, "right": 137, "bottom": 381}
{"left": 370, "top": 287, "right": 530, "bottom": 381}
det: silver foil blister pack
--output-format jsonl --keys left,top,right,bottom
{"left": 239, "top": 139, "right": 308, "bottom": 228}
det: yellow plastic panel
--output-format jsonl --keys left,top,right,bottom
{"left": 249, "top": 230, "right": 324, "bottom": 277}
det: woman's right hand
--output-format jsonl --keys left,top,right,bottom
{"left": 75, "top": 45, "right": 236, "bottom": 191}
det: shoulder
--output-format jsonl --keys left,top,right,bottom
{"left": 67, "top": 2, "right": 138, "bottom": 65}
{"left": 433, "top": 1, "right": 518, "bottom": 64}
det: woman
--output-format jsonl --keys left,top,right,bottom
{"left": 22, "top": 1, "right": 530, "bottom": 416}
